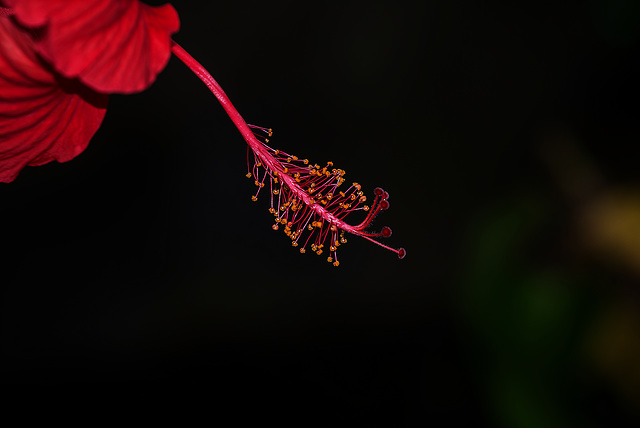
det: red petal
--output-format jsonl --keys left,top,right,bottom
{"left": 0, "top": 16, "right": 107, "bottom": 183}
{"left": 8, "top": 0, "right": 180, "bottom": 94}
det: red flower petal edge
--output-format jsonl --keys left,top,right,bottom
{"left": 6, "top": 0, "right": 180, "bottom": 94}
{"left": 0, "top": 0, "right": 180, "bottom": 182}
{"left": 0, "top": 15, "right": 107, "bottom": 182}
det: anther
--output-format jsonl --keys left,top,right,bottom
{"left": 380, "top": 200, "right": 390, "bottom": 210}
{"left": 381, "top": 226, "right": 392, "bottom": 238}
{"left": 397, "top": 248, "right": 407, "bottom": 259}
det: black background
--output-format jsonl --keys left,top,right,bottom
{"left": 2, "top": 0, "right": 640, "bottom": 425}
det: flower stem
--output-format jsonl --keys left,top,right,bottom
{"left": 170, "top": 40, "right": 259, "bottom": 150}
{"left": 170, "top": 40, "right": 317, "bottom": 207}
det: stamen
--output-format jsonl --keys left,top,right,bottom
{"left": 170, "top": 40, "right": 405, "bottom": 265}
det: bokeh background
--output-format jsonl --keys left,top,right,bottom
{"left": 2, "top": 0, "right": 640, "bottom": 425}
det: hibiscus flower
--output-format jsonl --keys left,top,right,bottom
{"left": 0, "top": 0, "right": 404, "bottom": 263}
{"left": 0, "top": 0, "right": 179, "bottom": 182}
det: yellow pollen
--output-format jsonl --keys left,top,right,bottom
{"left": 251, "top": 196, "right": 258, "bottom": 201}
{"left": 246, "top": 173, "right": 252, "bottom": 178}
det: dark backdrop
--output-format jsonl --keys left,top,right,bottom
{"left": 2, "top": 0, "right": 640, "bottom": 425}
